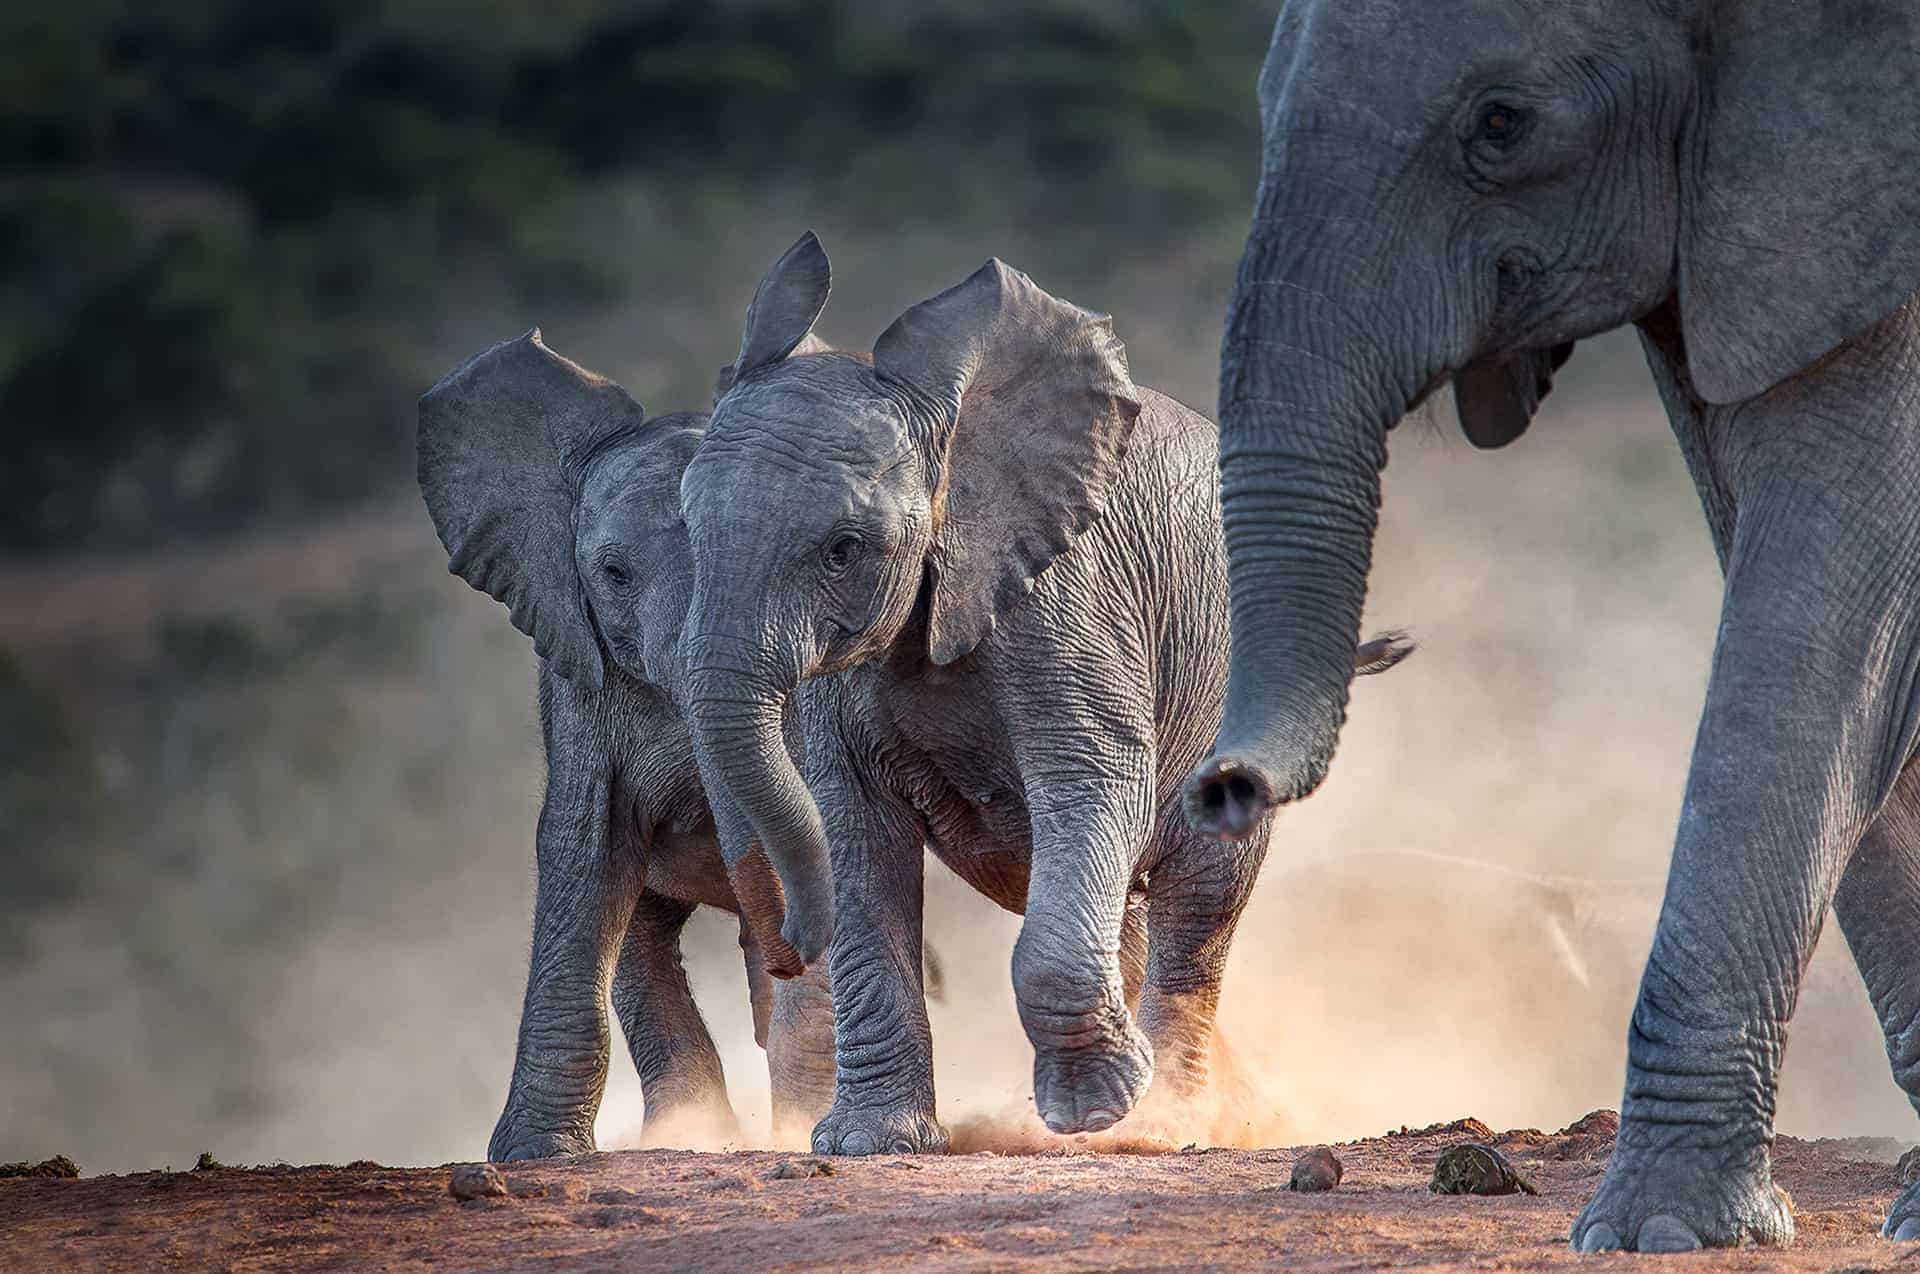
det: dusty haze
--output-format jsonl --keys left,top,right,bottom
{"left": 2, "top": 235, "right": 1911, "bottom": 1174}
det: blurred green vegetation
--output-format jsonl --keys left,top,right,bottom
{"left": 3, "top": 0, "right": 1271, "bottom": 552}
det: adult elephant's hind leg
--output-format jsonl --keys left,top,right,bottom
{"left": 1833, "top": 761, "right": 1920, "bottom": 1240}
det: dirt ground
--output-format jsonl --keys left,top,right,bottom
{"left": 4, "top": 1115, "right": 1915, "bottom": 1272}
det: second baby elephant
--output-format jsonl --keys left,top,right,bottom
{"left": 680, "top": 232, "right": 1412, "bottom": 1152}
{"left": 420, "top": 331, "right": 893, "bottom": 1158}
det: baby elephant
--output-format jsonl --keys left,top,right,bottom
{"left": 419, "top": 332, "right": 848, "bottom": 1158}
{"left": 680, "top": 233, "right": 1412, "bottom": 1153}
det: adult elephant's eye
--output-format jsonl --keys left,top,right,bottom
{"left": 1476, "top": 102, "right": 1529, "bottom": 150}
{"left": 602, "top": 561, "right": 632, "bottom": 588}
{"left": 822, "top": 531, "right": 862, "bottom": 576}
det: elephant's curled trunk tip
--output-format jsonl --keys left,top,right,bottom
{"left": 1182, "top": 755, "right": 1277, "bottom": 843}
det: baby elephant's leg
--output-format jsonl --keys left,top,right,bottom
{"left": 767, "top": 960, "right": 836, "bottom": 1146}
{"left": 612, "top": 892, "right": 740, "bottom": 1146}
{"left": 1134, "top": 811, "right": 1265, "bottom": 1105}
{"left": 1015, "top": 777, "right": 1157, "bottom": 1136}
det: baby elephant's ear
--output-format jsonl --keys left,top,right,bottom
{"left": 713, "top": 332, "right": 834, "bottom": 407}
{"left": 731, "top": 231, "right": 832, "bottom": 383}
{"left": 875, "top": 260, "right": 1142, "bottom": 665}
{"left": 417, "top": 329, "right": 644, "bottom": 689}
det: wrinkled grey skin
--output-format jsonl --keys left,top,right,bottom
{"left": 418, "top": 333, "right": 845, "bottom": 1160}
{"left": 1179, "top": 0, "right": 1920, "bottom": 1252}
{"left": 681, "top": 233, "right": 1411, "bottom": 1153}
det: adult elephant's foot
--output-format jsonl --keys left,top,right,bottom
{"left": 1570, "top": 1140, "right": 1794, "bottom": 1252}
{"left": 1032, "top": 1023, "right": 1155, "bottom": 1135}
{"left": 486, "top": 1124, "right": 595, "bottom": 1163}
{"left": 1883, "top": 1181, "right": 1920, "bottom": 1240}
{"left": 811, "top": 1102, "right": 949, "bottom": 1156}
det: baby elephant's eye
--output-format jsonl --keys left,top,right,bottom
{"left": 1475, "top": 101, "right": 1528, "bottom": 149}
{"left": 602, "top": 561, "right": 632, "bottom": 588}
{"left": 822, "top": 532, "right": 862, "bottom": 576}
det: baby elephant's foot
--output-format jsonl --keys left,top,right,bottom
{"left": 1570, "top": 1140, "right": 1793, "bottom": 1252}
{"left": 1883, "top": 1180, "right": 1920, "bottom": 1241}
{"left": 811, "top": 1102, "right": 949, "bottom": 1156}
{"left": 486, "top": 1125, "right": 595, "bottom": 1163}
{"left": 1032, "top": 1023, "right": 1155, "bottom": 1135}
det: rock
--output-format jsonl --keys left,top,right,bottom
{"left": 449, "top": 1163, "right": 508, "bottom": 1201}
{"left": 0, "top": 1156, "right": 80, "bottom": 1179}
{"left": 1288, "top": 1146, "right": 1342, "bottom": 1192}
{"left": 1559, "top": 1109, "right": 1619, "bottom": 1139}
{"left": 1430, "top": 1144, "right": 1539, "bottom": 1197}
{"left": 767, "top": 1158, "right": 835, "bottom": 1180}
{"left": 1408, "top": 1117, "right": 1494, "bottom": 1141}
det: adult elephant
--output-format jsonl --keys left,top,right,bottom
{"left": 1179, "top": 0, "right": 1920, "bottom": 1254}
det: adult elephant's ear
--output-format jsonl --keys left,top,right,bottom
{"left": 730, "top": 231, "right": 832, "bottom": 385}
{"left": 1451, "top": 343, "right": 1575, "bottom": 449}
{"left": 874, "top": 260, "right": 1143, "bottom": 665}
{"left": 1680, "top": 0, "right": 1920, "bottom": 404}
{"left": 417, "top": 329, "right": 645, "bottom": 689}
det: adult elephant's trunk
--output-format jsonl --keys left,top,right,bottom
{"left": 685, "top": 639, "right": 835, "bottom": 976}
{"left": 1183, "top": 204, "right": 1428, "bottom": 839}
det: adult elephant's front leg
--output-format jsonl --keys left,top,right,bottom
{"left": 1833, "top": 761, "right": 1920, "bottom": 1242}
{"left": 1574, "top": 336, "right": 1920, "bottom": 1252}
{"left": 1015, "top": 777, "right": 1156, "bottom": 1135}
{"left": 810, "top": 774, "right": 947, "bottom": 1156}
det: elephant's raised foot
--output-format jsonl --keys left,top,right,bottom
{"left": 486, "top": 1126, "right": 595, "bottom": 1164}
{"left": 811, "top": 1103, "right": 949, "bottom": 1156}
{"left": 1570, "top": 1142, "right": 1793, "bottom": 1252}
{"left": 1032, "top": 1026, "right": 1154, "bottom": 1136}
{"left": 1883, "top": 1181, "right": 1920, "bottom": 1240}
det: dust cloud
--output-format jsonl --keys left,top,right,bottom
{"left": 3, "top": 244, "right": 1912, "bottom": 1175}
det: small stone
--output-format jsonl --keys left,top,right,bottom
{"left": 1430, "top": 1143, "right": 1539, "bottom": 1197}
{"left": 1288, "top": 1146, "right": 1343, "bottom": 1192}
{"left": 1898, "top": 1146, "right": 1920, "bottom": 1187}
{"left": 0, "top": 1155, "right": 80, "bottom": 1179}
{"left": 767, "top": 1158, "right": 835, "bottom": 1180}
{"left": 449, "top": 1162, "right": 508, "bottom": 1201}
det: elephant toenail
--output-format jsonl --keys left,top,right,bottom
{"left": 1636, "top": 1215, "right": 1703, "bottom": 1253}
{"left": 1890, "top": 1216, "right": 1920, "bottom": 1241}
{"left": 841, "top": 1130, "right": 876, "bottom": 1155}
{"left": 1575, "top": 1222, "right": 1621, "bottom": 1253}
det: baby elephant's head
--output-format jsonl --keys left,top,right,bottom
{"left": 418, "top": 329, "right": 702, "bottom": 695}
